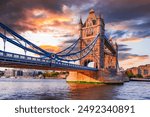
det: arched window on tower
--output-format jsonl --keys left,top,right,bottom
{"left": 86, "top": 28, "right": 94, "bottom": 36}
{"left": 92, "top": 20, "right": 96, "bottom": 25}
{"left": 91, "top": 28, "right": 93, "bottom": 35}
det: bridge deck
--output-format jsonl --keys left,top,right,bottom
{"left": 0, "top": 50, "right": 98, "bottom": 71}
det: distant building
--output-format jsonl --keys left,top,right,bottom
{"left": 126, "top": 64, "right": 150, "bottom": 78}
{"left": 4, "top": 69, "right": 16, "bottom": 77}
{"left": 4, "top": 69, "right": 43, "bottom": 78}
{"left": 0, "top": 70, "right": 4, "bottom": 77}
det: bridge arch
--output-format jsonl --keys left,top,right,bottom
{"left": 83, "top": 59, "right": 98, "bottom": 68}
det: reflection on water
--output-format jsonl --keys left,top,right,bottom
{"left": 68, "top": 83, "right": 118, "bottom": 100}
{"left": 0, "top": 78, "right": 150, "bottom": 100}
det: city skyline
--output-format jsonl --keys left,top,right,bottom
{"left": 0, "top": 0, "right": 150, "bottom": 69}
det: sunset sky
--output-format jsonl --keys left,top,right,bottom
{"left": 0, "top": 0, "right": 150, "bottom": 70}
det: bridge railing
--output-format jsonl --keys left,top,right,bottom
{"left": 0, "top": 50, "right": 49, "bottom": 63}
{"left": 0, "top": 50, "right": 98, "bottom": 71}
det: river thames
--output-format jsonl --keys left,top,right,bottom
{"left": 0, "top": 78, "right": 150, "bottom": 100}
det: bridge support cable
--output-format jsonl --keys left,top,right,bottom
{"left": 56, "top": 33, "right": 100, "bottom": 62}
{"left": 56, "top": 37, "right": 81, "bottom": 56}
{"left": 0, "top": 33, "right": 46, "bottom": 56}
{"left": 24, "top": 43, "right": 27, "bottom": 56}
{"left": 0, "top": 23, "right": 52, "bottom": 58}
{"left": 103, "top": 35, "right": 116, "bottom": 54}
{"left": 81, "top": 39, "right": 99, "bottom": 63}
{"left": 3, "top": 38, "right": 6, "bottom": 51}
{"left": 3, "top": 29, "right": 6, "bottom": 51}
{"left": 57, "top": 33, "right": 100, "bottom": 61}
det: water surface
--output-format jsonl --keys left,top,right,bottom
{"left": 0, "top": 78, "right": 150, "bottom": 100}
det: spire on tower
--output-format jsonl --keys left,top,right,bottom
{"left": 79, "top": 16, "right": 83, "bottom": 25}
{"left": 89, "top": 9, "right": 95, "bottom": 14}
{"left": 101, "top": 14, "right": 104, "bottom": 19}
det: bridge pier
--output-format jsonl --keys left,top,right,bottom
{"left": 67, "top": 70, "right": 124, "bottom": 84}
{"left": 67, "top": 71, "right": 101, "bottom": 83}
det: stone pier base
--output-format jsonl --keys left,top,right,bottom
{"left": 66, "top": 71, "right": 102, "bottom": 84}
{"left": 67, "top": 70, "right": 124, "bottom": 84}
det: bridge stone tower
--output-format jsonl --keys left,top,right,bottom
{"left": 79, "top": 9, "right": 105, "bottom": 69}
{"left": 67, "top": 9, "right": 119, "bottom": 84}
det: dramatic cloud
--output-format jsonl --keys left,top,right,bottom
{"left": 118, "top": 38, "right": 143, "bottom": 43}
{"left": 106, "top": 19, "right": 150, "bottom": 43}
{"left": 0, "top": 0, "right": 76, "bottom": 33}
{"left": 53, "top": 33, "right": 75, "bottom": 38}
{"left": 119, "top": 53, "right": 149, "bottom": 61}
{"left": 119, "top": 53, "right": 150, "bottom": 69}
{"left": 1, "top": 0, "right": 149, "bottom": 39}
{"left": 91, "top": 0, "right": 150, "bottom": 23}
{"left": 118, "top": 44, "right": 132, "bottom": 52}
{"left": 39, "top": 45, "right": 60, "bottom": 53}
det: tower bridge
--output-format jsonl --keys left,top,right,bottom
{"left": 0, "top": 9, "right": 123, "bottom": 84}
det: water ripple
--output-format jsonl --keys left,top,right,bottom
{"left": 0, "top": 78, "right": 150, "bottom": 100}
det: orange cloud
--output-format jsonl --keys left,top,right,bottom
{"left": 14, "top": 7, "right": 78, "bottom": 35}
{"left": 117, "top": 37, "right": 143, "bottom": 43}
{"left": 17, "top": 8, "right": 79, "bottom": 41}
{"left": 25, "top": 8, "right": 75, "bottom": 31}
{"left": 106, "top": 23, "right": 128, "bottom": 30}
{"left": 119, "top": 55, "right": 150, "bottom": 69}
{"left": 39, "top": 45, "right": 60, "bottom": 53}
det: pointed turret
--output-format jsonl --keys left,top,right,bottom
{"left": 89, "top": 9, "right": 95, "bottom": 14}
{"left": 97, "top": 13, "right": 101, "bottom": 25}
{"left": 79, "top": 17, "right": 83, "bottom": 25}
{"left": 79, "top": 16, "right": 83, "bottom": 38}
{"left": 109, "top": 38, "right": 113, "bottom": 44}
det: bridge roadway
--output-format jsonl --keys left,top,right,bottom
{"left": 0, "top": 50, "right": 98, "bottom": 72}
